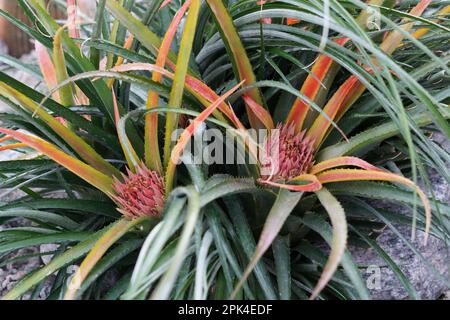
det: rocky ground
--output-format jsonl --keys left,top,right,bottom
{"left": 0, "top": 41, "right": 449, "bottom": 299}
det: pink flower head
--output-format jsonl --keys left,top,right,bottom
{"left": 113, "top": 164, "right": 165, "bottom": 219}
{"left": 261, "top": 123, "right": 315, "bottom": 181}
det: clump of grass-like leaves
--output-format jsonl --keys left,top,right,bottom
{"left": 0, "top": 0, "right": 449, "bottom": 300}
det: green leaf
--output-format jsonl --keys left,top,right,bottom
{"left": 301, "top": 214, "right": 371, "bottom": 299}
{"left": 272, "top": 236, "right": 291, "bottom": 300}
{"left": 1, "top": 224, "right": 114, "bottom": 300}
{"left": 0, "top": 209, "right": 78, "bottom": 230}
{"left": 231, "top": 188, "right": 301, "bottom": 299}
{"left": 0, "top": 232, "right": 89, "bottom": 255}
{"left": 224, "top": 198, "right": 275, "bottom": 299}
{"left": 105, "top": 0, "right": 176, "bottom": 64}
{"left": 205, "top": 0, "right": 265, "bottom": 129}
{"left": 310, "top": 188, "right": 348, "bottom": 300}
{"left": 151, "top": 186, "right": 200, "bottom": 299}
{"left": 163, "top": 0, "right": 202, "bottom": 167}
{"left": 64, "top": 217, "right": 150, "bottom": 300}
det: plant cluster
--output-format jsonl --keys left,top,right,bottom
{"left": 0, "top": 0, "right": 449, "bottom": 300}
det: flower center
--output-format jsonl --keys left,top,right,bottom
{"left": 261, "top": 123, "right": 315, "bottom": 181}
{"left": 113, "top": 165, "right": 165, "bottom": 219}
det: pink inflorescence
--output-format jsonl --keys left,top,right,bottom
{"left": 113, "top": 164, "right": 165, "bottom": 219}
{"left": 261, "top": 123, "right": 315, "bottom": 181}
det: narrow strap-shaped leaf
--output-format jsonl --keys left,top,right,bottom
{"left": 286, "top": 38, "right": 349, "bottom": 132}
{"left": 53, "top": 26, "right": 76, "bottom": 107}
{"left": 206, "top": 0, "right": 265, "bottom": 129}
{"left": 0, "top": 128, "right": 114, "bottom": 196}
{"left": 179, "top": 68, "right": 245, "bottom": 130}
{"left": 163, "top": 0, "right": 201, "bottom": 168}
{"left": 310, "top": 156, "right": 381, "bottom": 175}
{"left": 308, "top": 0, "right": 432, "bottom": 148}
{"left": 411, "top": 5, "right": 450, "bottom": 39}
{"left": 90, "top": 0, "right": 107, "bottom": 68}
{"left": 310, "top": 187, "right": 347, "bottom": 300}
{"left": 67, "top": 0, "right": 80, "bottom": 39}
{"left": 106, "top": 34, "right": 135, "bottom": 88}
{"left": 242, "top": 95, "right": 274, "bottom": 130}
{"left": 35, "top": 42, "right": 59, "bottom": 102}
{"left": 0, "top": 83, "right": 120, "bottom": 177}
{"left": 23, "top": 0, "right": 120, "bottom": 125}
{"left": 317, "top": 107, "right": 450, "bottom": 161}
{"left": 0, "top": 143, "right": 26, "bottom": 151}
{"left": 105, "top": 63, "right": 245, "bottom": 129}
{"left": 285, "top": 0, "right": 385, "bottom": 132}
{"left": 231, "top": 188, "right": 302, "bottom": 299}
{"left": 317, "top": 168, "right": 431, "bottom": 243}
{"left": 258, "top": 174, "right": 322, "bottom": 192}
{"left": 306, "top": 73, "right": 366, "bottom": 149}
{"left": 145, "top": 0, "right": 192, "bottom": 173}
{"left": 1, "top": 222, "right": 117, "bottom": 300}
{"left": 165, "top": 81, "right": 244, "bottom": 194}
{"left": 379, "top": 0, "right": 432, "bottom": 55}
{"left": 272, "top": 236, "right": 291, "bottom": 300}
{"left": 105, "top": 0, "right": 177, "bottom": 64}
{"left": 112, "top": 91, "right": 140, "bottom": 172}
{"left": 150, "top": 186, "right": 200, "bottom": 299}
{"left": 64, "top": 217, "right": 148, "bottom": 300}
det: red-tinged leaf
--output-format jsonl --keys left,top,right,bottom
{"left": 163, "top": 0, "right": 201, "bottom": 168}
{"left": 307, "top": 74, "right": 363, "bottom": 149}
{"left": 165, "top": 81, "right": 244, "bottom": 194}
{"left": 310, "top": 156, "right": 382, "bottom": 175}
{"left": 380, "top": 0, "right": 432, "bottom": 55}
{"left": 206, "top": 0, "right": 266, "bottom": 129}
{"left": 160, "top": 0, "right": 172, "bottom": 10}
{"left": 0, "top": 143, "right": 27, "bottom": 151}
{"left": 109, "top": 63, "right": 245, "bottom": 130}
{"left": 66, "top": 1, "right": 89, "bottom": 106}
{"left": 411, "top": 5, "right": 450, "bottom": 39}
{"left": 310, "top": 187, "right": 347, "bottom": 300}
{"left": 112, "top": 91, "right": 140, "bottom": 172}
{"left": 35, "top": 42, "right": 60, "bottom": 102}
{"left": 286, "top": 0, "right": 387, "bottom": 133}
{"left": 145, "top": 0, "right": 191, "bottom": 173}
{"left": 286, "top": 38, "right": 350, "bottom": 133}
{"left": 306, "top": 6, "right": 429, "bottom": 148}
{"left": 64, "top": 217, "right": 148, "bottom": 300}
{"left": 0, "top": 83, "right": 119, "bottom": 177}
{"left": 242, "top": 95, "right": 274, "bottom": 130}
{"left": 0, "top": 128, "right": 114, "bottom": 196}
{"left": 107, "top": 35, "right": 135, "bottom": 89}
{"left": 0, "top": 135, "right": 12, "bottom": 144}
{"left": 53, "top": 26, "right": 76, "bottom": 107}
{"left": 182, "top": 71, "right": 246, "bottom": 130}
{"left": 317, "top": 169, "right": 431, "bottom": 244}
{"left": 258, "top": 174, "right": 322, "bottom": 192}
{"left": 67, "top": 0, "right": 80, "bottom": 40}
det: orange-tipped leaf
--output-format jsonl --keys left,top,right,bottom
{"left": 0, "top": 128, "right": 114, "bottom": 196}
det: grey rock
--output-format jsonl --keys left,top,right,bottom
{"left": 349, "top": 150, "right": 450, "bottom": 299}
{"left": 0, "top": 244, "right": 42, "bottom": 298}
{"left": 39, "top": 244, "right": 60, "bottom": 266}
{"left": 350, "top": 226, "right": 449, "bottom": 300}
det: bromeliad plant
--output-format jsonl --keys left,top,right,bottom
{"left": 0, "top": 0, "right": 449, "bottom": 300}
{"left": 0, "top": 0, "right": 251, "bottom": 300}
{"left": 224, "top": 0, "right": 437, "bottom": 299}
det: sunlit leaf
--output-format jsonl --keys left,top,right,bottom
{"left": 310, "top": 187, "right": 347, "bottom": 300}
